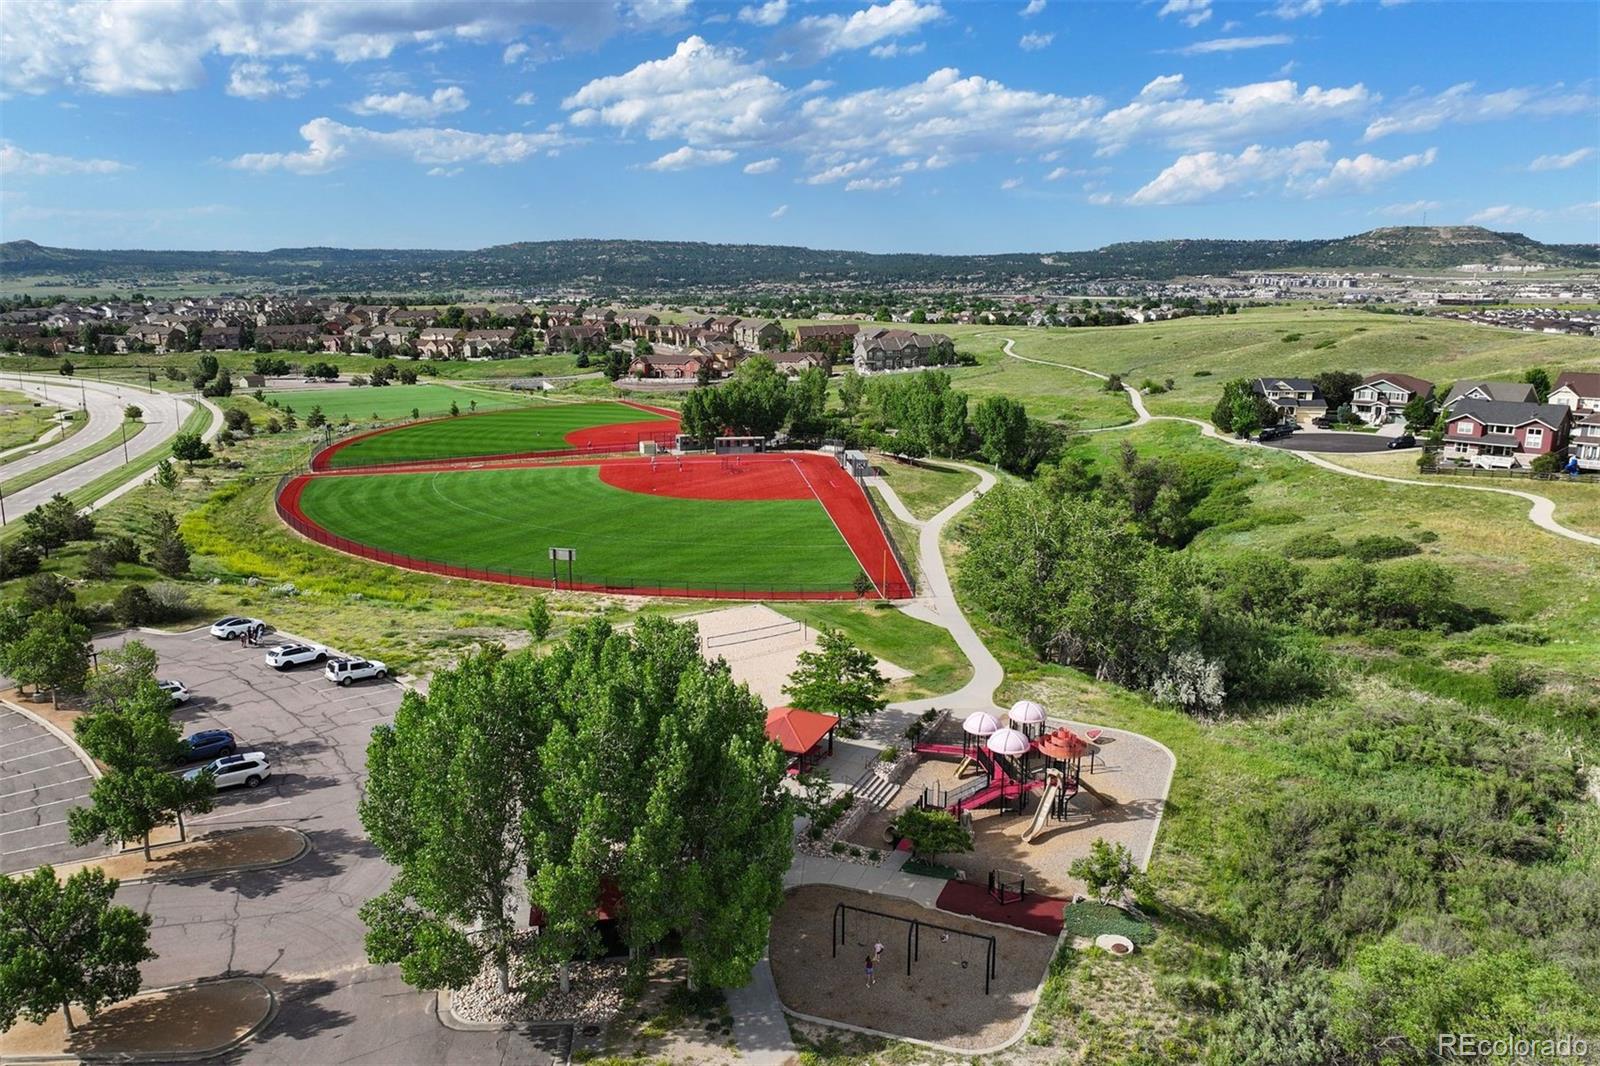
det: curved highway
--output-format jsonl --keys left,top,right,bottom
{"left": 0, "top": 375, "right": 195, "bottom": 526}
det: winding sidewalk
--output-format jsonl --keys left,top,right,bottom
{"left": 1002, "top": 337, "right": 1599, "bottom": 548}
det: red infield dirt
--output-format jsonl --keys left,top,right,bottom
{"left": 277, "top": 451, "right": 915, "bottom": 600}
{"left": 309, "top": 399, "right": 679, "bottom": 471}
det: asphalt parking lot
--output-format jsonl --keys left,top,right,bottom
{"left": 1260, "top": 429, "right": 1401, "bottom": 454}
{"left": 0, "top": 707, "right": 104, "bottom": 874}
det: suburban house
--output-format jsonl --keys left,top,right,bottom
{"left": 1441, "top": 399, "right": 1572, "bottom": 469}
{"left": 1351, "top": 373, "right": 1434, "bottom": 426}
{"left": 1570, "top": 411, "right": 1600, "bottom": 471}
{"left": 1441, "top": 379, "right": 1538, "bottom": 412}
{"left": 794, "top": 323, "right": 859, "bottom": 357}
{"left": 199, "top": 325, "right": 245, "bottom": 351}
{"left": 1251, "top": 377, "right": 1327, "bottom": 425}
{"left": 768, "top": 350, "right": 831, "bottom": 376}
{"left": 416, "top": 328, "right": 465, "bottom": 358}
{"left": 733, "top": 320, "right": 785, "bottom": 350}
{"left": 256, "top": 323, "right": 320, "bottom": 351}
{"left": 629, "top": 352, "right": 709, "bottom": 380}
{"left": 546, "top": 324, "right": 607, "bottom": 352}
{"left": 852, "top": 329, "right": 953, "bottom": 373}
{"left": 1549, "top": 371, "right": 1600, "bottom": 414}
{"left": 462, "top": 329, "right": 516, "bottom": 358}
{"left": 389, "top": 309, "right": 434, "bottom": 328}
{"left": 123, "top": 324, "right": 185, "bottom": 352}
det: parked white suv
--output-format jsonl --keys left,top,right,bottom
{"left": 325, "top": 657, "right": 388, "bottom": 686}
{"left": 158, "top": 680, "right": 191, "bottom": 704}
{"left": 210, "top": 616, "right": 265, "bottom": 640}
{"left": 265, "top": 642, "right": 328, "bottom": 670}
{"left": 184, "top": 751, "right": 271, "bottom": 790}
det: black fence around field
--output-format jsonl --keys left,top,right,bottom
{"left": 1420, "top": 463, "right": 1600, "bottom": 485}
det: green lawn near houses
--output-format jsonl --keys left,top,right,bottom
{"left": 266, "top": 382, "right": 530, "bottom": 424}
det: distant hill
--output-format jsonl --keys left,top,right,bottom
{"left": 2, "top": 227, "right": 1594, "bottom": 292}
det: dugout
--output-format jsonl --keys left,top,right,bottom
{"left": 839, "top": 449, "right": 872, "bottom": 478}
{"left": 714, "top": 435, "right": 766, "bottom": 455}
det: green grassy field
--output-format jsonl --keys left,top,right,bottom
{"left": 0, "top": 389, "right": 64, "bottom": 451}
{"left": 267, "top": 382, "right": 529, "bottom": 423}
{"left": 872, "top": 456, "right": 981, "bottom": 520}
{"left": 322, "top": 401, "right": 674, "bottom": 468}
{"left": 294, "top": 464, "right": 865, "bottom": 592}
{"left": 992, "top": 307, "right": 1600, "bottom": 421}
{"left": 0, "top": 351, "right": 583, "bottom": 390}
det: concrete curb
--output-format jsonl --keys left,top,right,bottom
{"left": 115, "top": 826, "right": 311, "bottom": 886}
{"left": 0, "top": 696, "right": 102, "bottom": 782}
{"left": 0, "top": 976, "right": 279, "bottom": 1065}
{"left": 435, "top": 990, "right": 576, "bottom": 1063}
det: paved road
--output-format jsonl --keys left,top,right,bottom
{"left": 1261, "top": 431, "right": 1398, "bottom": 454}
{"left": 0, "top": 375, "right": 127, "bottom": 486}
{"left": 0, "top": 375, "right": 194, "bottom": 526}
{"left": 0, "top": 703, "right": 104, "bottom": 873}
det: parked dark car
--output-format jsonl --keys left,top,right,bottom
{"left": 1311, "top": 416, "right": 1336, "bottom": 429}
{"left": 1256, "top": 424, "right": 1295, "bottom": 442}
{"left": 1387, "top": 433, "right": 1417, "bottom": 449}
{"left": 179, "top": 729, "right": 237, "bottom": 763}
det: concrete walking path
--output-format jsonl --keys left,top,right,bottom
{"left": 1002, "top": 337, "right": 1599, "bottom": 549}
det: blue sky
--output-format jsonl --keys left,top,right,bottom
{"left": 1, "top": 0, "right": 1596, "bottom": 253}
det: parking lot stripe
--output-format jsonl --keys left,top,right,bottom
{"left": 0, "top": 793, "right": 89, "bottom": 815}
{"left": 0, "top": 817, "right": 69, "bottom": 837}
{"left": 5, "top": 837, "right": 102, "bottom": 856}
{"left": 0, "top": 734, "right": 63, "bottom": 750}
{"left": 188, "top": 798, "right": 293, "bottom": 825}
{"left": 0, "top": 770, "right": 93, "bottom": 799}
{"left": 0, "top": 759, "right": 87, "bottom": 782}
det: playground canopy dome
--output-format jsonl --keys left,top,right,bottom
{"left": 962, "top": 711, "right": 1001, "bottom": 736}
{"left": 986, "top": 727, "right": 1031, "bottom": 757}
{"left": 1008, "top": 700, "right": 1046, "bottom": 726}
{"left": 1038, "top": 727, "right": 1087, "bottom": 761}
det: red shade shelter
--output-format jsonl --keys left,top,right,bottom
{"left": 766, "top": 706, "right": 840, "bottom": 770}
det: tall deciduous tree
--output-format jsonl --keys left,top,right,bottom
{"left": 360, "top": 645, "right": 546, "bottom": 994}
{"left": 8, "top": 609, "right": 91, "bottom": 709}
{"left": 84, "top": 641, "right": 160, "bottom": 713}
{"left": 0, "top": 867, "right": 155, "bottom": 1033}
{"left": 75, "top": 679, "right": 185, "bottom": 774}
{"left": 68, "top": 765, "right": 214, "bottom": 860}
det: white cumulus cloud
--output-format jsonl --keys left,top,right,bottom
{"left": 228, "top": 117, "right": 565, "bottom": 174}
{"left": 0, "top": 142, "right": 130, "bottom": 176}
{"left": 225, "top": 61, "right": 310, "bottom": 100}
{"left": 788, "top": 0, "right": 944, "bottom": 61}
{"left": 738, "top": 0, "right": 788, "bottom": 26}
{"left": 0, "top": 1, "right": 621, "bottom": 97}
{"left": 1019, "top": 32, "right": 1054, "bottom": 51}
{"left": 1022, "top": 0, "right": 1046, "bottom": 15}
{"left": 349, "top": 86, "right": 470, "bottom": 121}
{"left": 1528, "top": 147, "right": 1594, "bottom": 172}
{"left": 845, "top": 175, "right": 902, "bottom": 191}
{"left": 744, "top": 157, "right": 781, "bottom": 174}
{"left": 1365, "top": 82, "right": 1598, "bottom": 140}
{"left": 1157, "top": 0, "right": 1212, "bottom": 28}
{"left": 1129, "top": 140, "right": 1435, "bottom": 204}
{"left": 644, "top": 145, "right": 736, "bottom": 170}
{"left": 770, "top": 203, "right": 789, "bottom": 218}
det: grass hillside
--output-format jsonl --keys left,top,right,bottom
{"left": 988, "top": 307, "right": 1600, "bottom": 420}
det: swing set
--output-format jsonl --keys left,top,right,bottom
{"left": 831, "top": 902, "right": 999, "bottom": 995}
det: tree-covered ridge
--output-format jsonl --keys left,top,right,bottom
{"left": 4, "top": 227, "right": 1593, "bottom": 290}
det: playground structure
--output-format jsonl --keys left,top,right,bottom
{"left": 911, "top": 702, "right": 1115, "bottom": 845}
{"left": 832, "top": 901, "right": 999, "bottom": 995}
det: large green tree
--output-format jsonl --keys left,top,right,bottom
{"left": 7, "top": 609, "right": 91, "bottom": 709}
{"left": 68, "top": 765, "right": 214, "bottom": 860}
{"left": 720, "top": 357, "right": 790, "bottom": 438}
{"left": 360, "top": 645, "right": 548, "bottom": 994}
{"left": 84, "top": 641, "right": 160, "bottom": 713}
{"left": 0, "top": 867, "right": 155, "bottom": 1033}
{"left": 782, "top": 627, "right": 887, "bottom": 727}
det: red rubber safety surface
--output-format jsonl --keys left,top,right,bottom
{"left": 276, "top": 451, "right": 915, "bottom": 601}
{"left": 309, "top": 400, "right": 680, "bottom": 471}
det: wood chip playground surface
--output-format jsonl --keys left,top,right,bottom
{"left": 769, "top": 885, "right": 1056, "bottom": 1052}
{"left": 278, "top": 402, "right": 913, "bottom": 600}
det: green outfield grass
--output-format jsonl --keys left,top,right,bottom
{"left": 268, "top": 382, "right": 528, "bottom": 423}
{"left": 294, "top": 464, "right": 864, "bottom": 592}
{"left": 322, "top": 401, "right": 674, "bottom": 468}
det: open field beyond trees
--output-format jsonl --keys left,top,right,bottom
{"left": 318, "top": 401, "right": 674, "bottom": 467}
